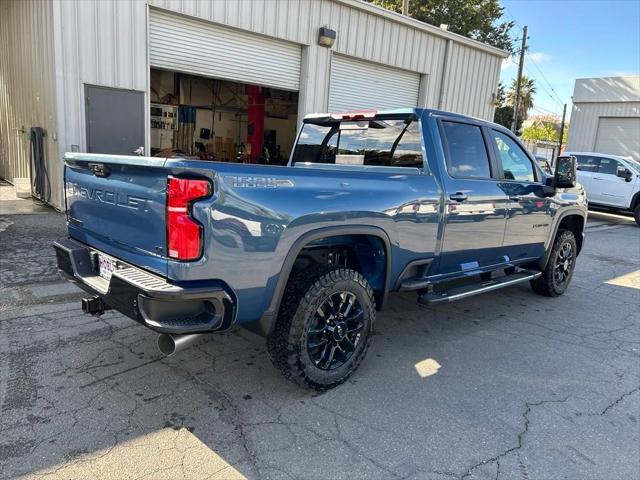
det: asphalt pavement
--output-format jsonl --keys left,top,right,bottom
{"left": 1, "top": 206, "right": 638, "bottom": 480}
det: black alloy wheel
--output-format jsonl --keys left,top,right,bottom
{"left": 306, "top": 291, "right": 365, "bottom": 371}
{"left": 267, "top": 266, "right": 376, "bottom": 390}
{"left": 531, "top": 229, "right": 577, "bottom": 297}
{"left": 553, "top": 240, "right": 574, "bottom": 289}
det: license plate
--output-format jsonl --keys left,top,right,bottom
{"left": 98, "top": 254, "right": 116, "bottom": 281}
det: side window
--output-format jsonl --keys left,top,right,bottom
{"left": 441, "top": 121, "right": 491, "bottom": 178}
{"left": 490, "top": 130, "right": 535, "bottom": 182}
{"left": 598, "top": 157, "right": 620, "bottom": 175}
{"left": 575, "top": 155, "right": 601, "bottom": 172}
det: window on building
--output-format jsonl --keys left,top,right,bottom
{"left": 490, "top": 130, "right": 536, "bottom": 182}
{"left": 292, "top": 118, "right": 423, "bottom": 169}
{"left": 441, "top": 121, "right": 491, "bottom": 178}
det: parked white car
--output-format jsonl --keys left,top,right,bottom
{"left": 567, "top": 152, "right": 640, "bottom": 225}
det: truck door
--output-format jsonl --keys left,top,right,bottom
{"left": 436, "top": 120, "right": 509, "bottom": 276}
{"left": 574, "top": 154, "right": 601, "bottom": 195}
{"left": 590, "top": 156, "right": 636, "bottom": 207}
{"left": 487, "top": 129, "right": 552, "bottom": 262}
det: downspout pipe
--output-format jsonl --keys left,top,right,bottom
{"left": 438, "top": 39, "right": 452, "bottom": 110}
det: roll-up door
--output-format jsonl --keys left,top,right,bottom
{"left": 328, "top": 54, "right": 420, "bottom": 112}
{"left": 149, "top": 9, "right": 301, "bottom": 91}
{"left": 594, "top": 117, "right": 640, "bottom": 159}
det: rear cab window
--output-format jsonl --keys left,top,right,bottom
{"left": 292, "top": 115, "right": 424, "bottom": 170}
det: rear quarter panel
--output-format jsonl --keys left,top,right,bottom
{"left": 163, "top": 160, "right": 441, "bottom": 324}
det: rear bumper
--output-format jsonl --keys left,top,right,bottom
{"left": 53, "top": 238, "right": 236, "bottom": 334}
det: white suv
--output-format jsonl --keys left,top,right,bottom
{"left": 567, "top": 152, "right": 640, "bottom": 226}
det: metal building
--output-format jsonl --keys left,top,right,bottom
{"left": 566, "top": 76, "right": 640, "bottom": 160}
{"left": 1, "top": 0, "right": 508, "bottom": 210}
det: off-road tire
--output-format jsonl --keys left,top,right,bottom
{"left": 633, "top": 204, "right": 640, "bottom": 227}
{"left": 530, "top": 229, "right": 577, "bottom": 297}
{"left": 267, "top": 266, "right": 376, "bottom": 390}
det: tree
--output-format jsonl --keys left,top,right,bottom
{"left": 506, "top": 75, "right": 536, "bottom": 128}
{"left": 521, "top": 123, "right": 558, "bottom": 143}
{"left": 493, "top": 82, "right": 513, "bottom": 129}
{"left": 366, "top": 0, "right": 514, "bottom": 52}
{"left": 521, "top": 118, "right": 568, "bottom": 145}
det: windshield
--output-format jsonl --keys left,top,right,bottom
{"left": 292, "top": 118, "right": 423, "bottom": 169}
{"left": 625, "top": 157, "right": 640, "bottom": 174}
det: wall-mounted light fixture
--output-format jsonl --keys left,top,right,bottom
{"left": 318, "top": 27, "right": 336, "bottom": 48}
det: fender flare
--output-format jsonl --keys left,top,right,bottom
{"left": 538, "top": 209, "right": 587, "bottom": 271}
{"left": 630, "top": 190, "right": 640, "bottom": 210}
{"left": 248, "top": 226, "right": 393, "bottom": 337}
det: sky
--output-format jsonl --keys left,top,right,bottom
{"left": 499, "top": 0, "right": 640, "bottom": 119}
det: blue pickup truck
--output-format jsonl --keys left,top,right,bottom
{"left": 54, "top": 108, "right": 587, "bottom": 390}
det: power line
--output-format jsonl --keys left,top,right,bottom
{"left": 502, "top": 6, "right": 567, "bottom": 111}
{"left": 526, "top": 53, "right": 565, "bottom": 106}
{"left": 524, "top": 64, "right": 564, "bottom": 110}
{"left": 531, "top": 105, "right": 562, "bottom": 116}
{"left": 503, "top": 6, "right": 520, "bottom": 27}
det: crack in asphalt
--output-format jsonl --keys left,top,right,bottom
{"left": 460, "top": 396, "right": 571, "bottom": 480}
{"left": 2, "top": 214, "right": 639, "bottom": 479}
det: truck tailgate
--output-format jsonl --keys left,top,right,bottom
{"left": 64, "top": 153, "right": 168, "bottom": 276}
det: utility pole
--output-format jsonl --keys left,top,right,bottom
{"left": 557, "top": 103, "right": 567, "bottom": 157}
{"left": 511, "top": 25, "right": 527, "bottom": 134}
{"left": 402, "top": 0, "right": 409, "bottom": 16}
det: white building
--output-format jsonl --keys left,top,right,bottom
{"left": 1, "top": 0, "right": 507, "bottom": 210}
{"left": 566, "top": 76, "right": 640, "bottom": 160}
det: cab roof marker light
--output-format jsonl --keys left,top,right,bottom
{"left": 330, "top": 110, "right": 378, "bottom": 120}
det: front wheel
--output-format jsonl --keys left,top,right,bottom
{"left": 267, "top": 267, "right": 376, "bottom": 390}
{"left": 633, "top": 204, "right": 640, "bottom": 227}
{"left": 530, "top": 229, "right": 577, "bottom": 297}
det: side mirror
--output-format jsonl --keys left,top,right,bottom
{"left": 553, "top": 155, "right": 577, "bottom": 189}
{"left": 616, "top": 166, "right": 633, "bottom": 182}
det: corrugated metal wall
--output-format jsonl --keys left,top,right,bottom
{"left": 566, "top": 101, "right": 640, "bottom": 152}
{"left": 441, "top": 42, "right": 503, "bottom": 120}
{"left": 573, "top": 76, "right": 640, "bottom": 103}
{"left": 39, "top": 0, "right": 505, "bottom": 208}
{"left": 0, "top": 0, "right": 59, "bottom": 205}
{"left": 145, "top": 0, "right": 504, "bottom": 117}
{"left": 55, "top": 0, "right": 148, "bottom": 156}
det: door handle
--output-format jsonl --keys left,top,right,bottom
{"left": 449, "top": 192, "right": 468, "bottom": 202}
{"left": 593, "top": 176, "right": 602, "bottom": 180}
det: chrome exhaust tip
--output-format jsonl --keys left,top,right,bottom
{"left": 157, "top": 333, "right": 203, "bottom": 356}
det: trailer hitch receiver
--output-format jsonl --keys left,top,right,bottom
{"left": 81, "top": 296, "right": 111, "bottom": 316}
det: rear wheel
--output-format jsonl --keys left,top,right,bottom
{"left": 530, "top": 229, "right": 577, "bottom": 297}
{"left": 267, "top": 266, "right": 375, "bottom": 390}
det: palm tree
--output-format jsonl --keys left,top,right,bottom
{"left": 506, "top": 75, "right": 536, "bottom": 125}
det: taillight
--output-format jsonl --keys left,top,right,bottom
{"left": 166, "top": 176, "right": 211, "bottom": 261}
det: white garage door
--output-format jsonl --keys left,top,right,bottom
{"left": 149, "top": 9, "right": 301, "bottom": 91}
{"left": 595, "top": 117, "right": 640, "bottom": 159}
{"left": 328, "top": 55, "right": 420, "bottom": 112}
